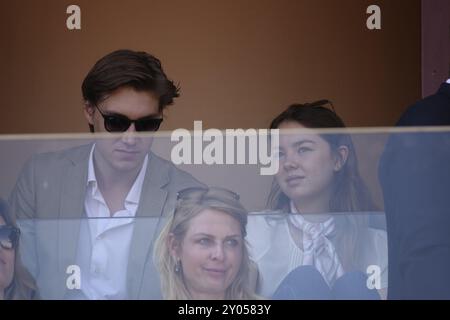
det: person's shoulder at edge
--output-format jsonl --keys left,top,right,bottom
{"left": 20, "top": 143, "right": 93, "bottom": 170}
{"left": 10, "top": 144, "right": 92, "bottom": 197}
{"left": 7, "top": 144, "right": 92, "bottom": 221}
{"left": 397, "top": 82, "right": 450, "bottom": 126}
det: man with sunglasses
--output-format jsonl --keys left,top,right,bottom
{"left": 9, "top": 49, "right": 204, "bottom": 299}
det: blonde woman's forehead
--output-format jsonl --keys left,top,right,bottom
{"left": 185, "top": 209, "right": 242, "bottom": 239}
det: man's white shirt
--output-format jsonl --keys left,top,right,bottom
{"left": 70, "top": 144, "right": 148, "bottom": 299}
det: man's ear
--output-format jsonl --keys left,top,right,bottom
{"left": 168, "top": 233, "right": 181, "bottom": 259}
{"left": 84, "top": 102, "right": 96, "bottom": 133}
{"left": 84, "top": 102, "right": 95, "bottom": 126}
{"left": 333, "top": 145, "right": 349, "bottom": 172}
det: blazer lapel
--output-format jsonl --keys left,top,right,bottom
{"left": 127, "top": 153, "right": 169, "bottom": 299}
{"left": 57, "top": 144, "right": 90, "bottom": 296}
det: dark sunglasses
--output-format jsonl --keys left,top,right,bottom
{"left": 95, "top": 105, "right": 163, "bottom": 132}
{"left": 0, "top": 225, "right": 20, "bottom": 250}
{"left": 176, "top": 187, "right": 240, "bottom": 201}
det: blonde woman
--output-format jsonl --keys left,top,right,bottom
{"left": 154, "top": 187, "right": 259, "bottom": 300}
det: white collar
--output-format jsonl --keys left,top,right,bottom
{"left": 289, "top": 201, "right": 334, "bottom": 225}
{"left": 87, "top": 144, "right": 149, "bottom": 204}
{"left": 446, "top": 79, "right": 450, "bottom": 84}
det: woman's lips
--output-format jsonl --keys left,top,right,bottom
{"left": 203, "top": 267, "right": 227, "bottom": 277}
{"left": 286, "top": 175, "right": 305, "bottom": 187}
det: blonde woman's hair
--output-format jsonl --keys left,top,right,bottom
{"left": 154, "top": 187, "right": 259, "bottom": 300}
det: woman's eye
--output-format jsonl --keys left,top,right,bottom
{"left": 225, "top": 239, "right": 239, "bottom": 247}
{"left": 198, "top": 238, "right": 212, "bottom": 245}
{"left": 297, "top": 147, "right": 311, "bottom": 154}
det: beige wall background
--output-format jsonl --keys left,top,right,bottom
{"left": 0, "top": 0, "right": 421, "bottom": 134}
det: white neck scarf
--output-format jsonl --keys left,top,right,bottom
{"left": 289, "top": 202, "right": 345, "bottom": 286}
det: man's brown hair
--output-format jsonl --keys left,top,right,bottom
{"left": 82, "top": 49, "right": 179, "bottom": 111}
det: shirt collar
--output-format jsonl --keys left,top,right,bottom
{"left": 87, "top": 144, "right": 149, "bottom": 205}
{"left": 87, "top": 144, "right": 97, "bottom": 187}
{"left": 290, "top": 201, "right": 299, "bottom": 214}
{"left": 447, "top": 79, "right": 450, "bottom": 84}
{"left": 289, "top": 201, "right": 334, "bottom": 225}
{"left": 126, "top": 154, "right": 148, "bottom": 204}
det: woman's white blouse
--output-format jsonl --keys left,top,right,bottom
{"left": 246, "top": 213, "right": 388, "bottom": 298}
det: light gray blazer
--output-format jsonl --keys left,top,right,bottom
{"left": 9, "top": 143, "right": 204, "bottom": 299}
